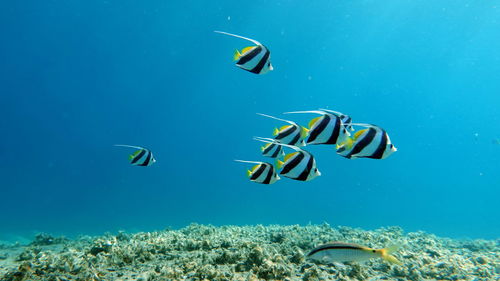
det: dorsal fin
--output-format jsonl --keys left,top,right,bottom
{"left": 241, "top": 46, "right": 256, "bottom": 55}
{"left": 261, "top": 143, "right": 270, "bottom": 151}
{"left": 284, "top": 152, "right": 298, "bottom": 162}
{"left": 308, "top": 116, "right": 322, "bottom": 128}
{"left": 280, "top": 125, "right": 292, "bottom": 132}
{"left": 214, "top": 30, "right": 262, "bottom": 45}
{"left": 354, "top": 129, "right": 367, "bottom": 140}
{"left": 129, "top": 150, "right": 142, "bottom": 160}
{"left": 251, "top": 164, "right": 260, "bottom": 172}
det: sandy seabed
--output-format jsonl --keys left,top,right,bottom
{"left": 0, "top": 224, "right": 498, "bottom": 281}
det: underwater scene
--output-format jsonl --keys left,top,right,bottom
{"left": 1, "top": 0, "right": 499, "bottom": 280}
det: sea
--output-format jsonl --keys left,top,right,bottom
{"left": 1, "top": 0, "right": 499, "bottom": 243}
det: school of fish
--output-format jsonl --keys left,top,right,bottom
{"left": 112, "top": 31, "right": 402, "bottom": 265}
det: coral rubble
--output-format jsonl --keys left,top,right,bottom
{"left": 0, "top": 224, "right": 498, "bottom": 280}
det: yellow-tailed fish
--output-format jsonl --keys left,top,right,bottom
{"left": 307, "top": 242, "right": 402, "bottom": 264}
{"left": 255, "top": 137, "right": 321, "bottom": 182}
{"left": 234, "top": 160, "right": 280, "bottom": 184}
{"left": 257, "top": 113, "right": 309, "bottom": 147}
{"left": 336, "top": 124, "right": 397, "bottom": 159}
{"left": 260, "top": 142, "right": 285, "bottom": 158}
{"left": 284, "top": 109, "right": 350, "bottom": 145}
{"left": 214, "top": 31, "right": 273, "bottom": 74}
{"left": 114, "top": 144, "right": 156, "bottom": 166}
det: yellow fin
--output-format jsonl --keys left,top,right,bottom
{"left": 129, "top": 150, "right": 141, "bottom": 160}
{"left": 246, "top": 170, "right": 252, "bottom": 177}
{"left": 250, "top": 164, "right": 260, "bottom": 173}
{"left": 241, "top": 46, "right": 255, "bottom": 55}
{"left": 276, "top": 159, "right": 284, "bottom": 169}
{"left": 353, "top": 129, "right": 367, "bottom": 140}
{"left": 261, "top": 143, "right": 270, "bottom": 152}
{"left": 233, "top": 49, "right": 242, "bottom": 61}
{"left": 301, "top": 127, "right": 309, "bottom": 139}
{"left": 381, "top": 244, "right": 402, "bottom": 265}
{"left": 284, "top": 152, "right": 298, "bottom": 162}
{"left": 308, "top": 116, "right": 321, "bottom": 129}
{"left": 273, "top": 128, "right": 280, "bottom": 136}
{"left": 338, "top": 137, "right": 355, "bottom": 150}
{"left": 280, "top": 125, "right": 292, "bottom": 131}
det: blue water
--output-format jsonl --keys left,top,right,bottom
{"left": 1, "top": 0, "right": 499, "bottom": 241}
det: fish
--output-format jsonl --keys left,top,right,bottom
{"left": 261, "top": 142, "right": 285, "bottom": 158}
{"left": 319, "top": 108, "right": 354, "bottom": 132}
{"left": 336, "top": 124, "right": 397, "bottom": 159}
{"left": 234, "top": 160, "right": 280, "bottom": 184}
{"left": 257, "top": 113, "right": 309, "bottom": 147}
{"left": 307, "top": 242, "right": 402, "bottom": 264}
{"left": 114, "top": 144, "right": 156, "bottom": 166}
{"left": 284, "top": 109, "right": 351, "bottom": 145}
{"left": 214, "top": 30, "right": 273, "bottom": 74}
{"left": 255, "top": 137, "right": 321, "bottom": 181}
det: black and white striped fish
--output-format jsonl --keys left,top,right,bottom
{"left": 214, "top": 31, "right": 273, "bottom": 75}
{"left": 114, "top": 144, "right": 156, "bottom": 166}
{"left": 260, "top": 142, "right": 285, "bottom": 158}
{"left": 307, "top": 242, "right": 402, "bottom": 264}
{"left": 234, "top": 160, "right": 280, "bottom": 184}
{"left": 320, "top": 108, "right": 354, "bottom": 132}
{"left": 255, "top": 137, "right": 321, "bottom": 182}
{"left": 336, "top": 124, "right": 397, "bottom": 159}
{"left": 284, "top": 109, "right": 350, "bottom": 145}
{"left": 257, "top": 113, "right": 308, "bottom": 147}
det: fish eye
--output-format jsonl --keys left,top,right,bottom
{"left": 372, "top": 250, "right": 376, "bottom": 253}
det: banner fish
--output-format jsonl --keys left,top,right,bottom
{"left": 114, "top": 144, "right": 156, "bottom": 166}
{"left": 255, "top": 137, "right": 321, "bottom": 182}
{"left": 336, "top": 124, "right": 397, "bottom": 159}
{"left": 257, "top": 113, "right": 309, "bottom": 147}
{"left": 320, "top": 108, "right": 354, "bottom": 132}
{"left": 234, "top": 160, "right": 280, "bottom": 184}
{"left": 214, "top": 30, "right": 273, "bottom": 74}
{"left": 261, "top": 142, "right": 285, "bottom": 158}
{"left": 284, "top": 109, "right": 350, "bottom": 145}
{"left": 307, "top": 242, "right": 402, "bottom": 264}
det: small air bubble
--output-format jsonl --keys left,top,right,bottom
{"left": 227, "top": 16, "right": 231, "bottom": 21}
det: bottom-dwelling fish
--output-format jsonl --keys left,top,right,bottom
{"left": 336, "top": 124, "right": 397, "bottom": 159}
{"left": 255, "top": 137, "right": 321, "bottom": 182}
{"left": 307, "top": 242, "right": 402, "bottom": 265}
{"left": 234, "top": 160, "right": 280, "bottom": 184}
{"left": 114, "top": 144, "right": 156, "bottom": 166}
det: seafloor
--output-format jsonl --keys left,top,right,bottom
{"left": 0, "top": 224, "right": 498, "bottom": 281}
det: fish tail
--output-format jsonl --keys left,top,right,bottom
{"left": 381, "top": 244, "right": 402, "bottom": 265}
{"left": 382, "top": 253, "right": 402, "bottom": 265}
{"left": 233, "top": 49, "right": 241, "bottom": 61}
